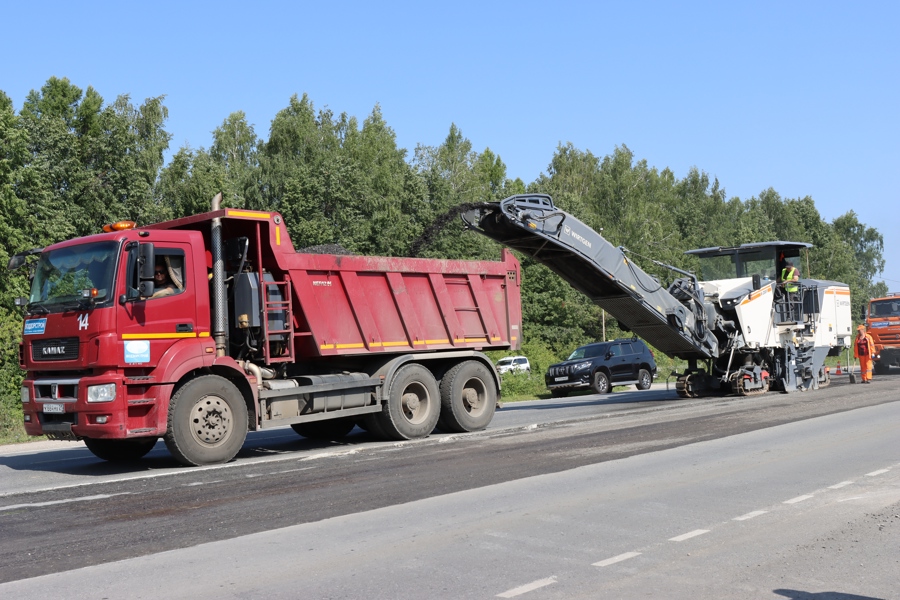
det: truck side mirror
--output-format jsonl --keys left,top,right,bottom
{"left": 7, "top": 255, "right": 25, "bottom": 270}
{"left": 138, "top": 243, "right": 156, "bottom": 298}
{"left": 121, "top": 242, "right": 156, "bottom": 303}
{"left": 139, "top": 243, "right": 155, "bottom": 280}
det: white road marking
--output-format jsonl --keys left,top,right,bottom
{"left": 302, "top": 449, "right": 359, "bottom": 461}
{"left": 828, "top": 481, "right": 853, "bottom": 489}
{"left": 496, "top": 576, "right": 557, "bottom": 598}
{"left": 669, "top": 529, "right": 709, "bottom": 542}
{"left": 865, "top": 469, "right": 889, "bottom": 477}
{"left": 593, "top": 551, "right": 641, "bottom": 567}
{"left": 270, "top": 467, "right": 316, "bottom": 475}
{"left": 0, "top": 492, "right": 129, "bottom": 512}
{"left": 838, "top": 496, "right": 866, "bottom": 502}
{"left": 784, "top": 494, "right": 814, "bottom": 504}
{"left": 733, "top": 510, "right": 768, "bottom": 521}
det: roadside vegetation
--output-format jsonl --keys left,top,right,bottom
{"left": 0, "top": 78, "right": 887, "bottom": 442}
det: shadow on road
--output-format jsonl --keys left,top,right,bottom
{"left": 500, "top": 388, "right": 683, "bottom": 412}
{"left": 0, "top": 428, "right": 380, "bottom": 476}
{"left": 774, "top": 588, "right": 886, "bottom": 600}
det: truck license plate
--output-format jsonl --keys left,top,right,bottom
{"left": 43, "top": 403, "right": 65, "bottom": 414}
{"left": 555, "top": 376, "right": 568, "bottom": 382}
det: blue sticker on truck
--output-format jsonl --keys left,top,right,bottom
{"left": 124, "top": 340, "right": 151, "bottom": 363}
{"left": 870, "top": 321, "right": 891, "bottom": 328}
{"left": 24, "top": 319, "right": 47, "bottom": 335}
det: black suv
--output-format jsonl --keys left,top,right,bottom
{"left": 545, "top": 338, "right": 657, "bottom": 397}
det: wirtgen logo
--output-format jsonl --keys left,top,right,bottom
{"left": 563, "top": 225, "right": 592, "bottom": 249}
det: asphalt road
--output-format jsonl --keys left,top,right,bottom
{"left": 0, "top": 373, "right": 898, "bottom": 598}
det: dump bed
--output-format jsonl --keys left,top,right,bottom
{"left": 280, "top": 250, "right": 522, "bottom": 358}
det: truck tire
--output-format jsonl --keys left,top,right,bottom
{"left": 438, "top": 360, "right": 496, "bottom": 433}
{"left": 164, "top": 375, "right": 248, "bottom": 466}
{"left": 375, "top": 364, "right": 441, "bottom": 440}
{"left": 591, "top": 371, "right": 610, "bottom": 394}
{"left": 874, "top": 362, "right": 890, "bottom": 376}
{"left": 84, "top": 437, "right": 157, "bottom": 462}
{"left": 291, "top": 418, "right": 356, "bottom": 441}
{"left": 636, "top": 369, "right": 652, "bottom": 390}
{"left": 361, "top": 410, "right": 395, "bottom": 440}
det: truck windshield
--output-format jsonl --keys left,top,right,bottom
{"left": 30, "top": 242, "right": 119, "bottom": 308}
{"left": 870, "top": 300, "right": 900, "bottom": 318}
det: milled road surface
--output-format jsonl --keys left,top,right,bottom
{"left": 0, "top": 373, "right": 898, "bottom": 598}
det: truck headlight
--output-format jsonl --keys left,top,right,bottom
{"left": 21, "top": 387, "right": 28, "bottom": 403}
{"left": 87, "top": 383, "right": 116, "bottom": 403}
{"left": 573, "top": 361, "right": 592, "bottom": 371}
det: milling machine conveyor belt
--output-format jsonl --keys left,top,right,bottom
{"left": 462, "top": 195, "right": 717, "bottom": 360}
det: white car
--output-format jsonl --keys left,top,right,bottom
{"left": 496, "top": 356, "right": 531, "bottom": 374}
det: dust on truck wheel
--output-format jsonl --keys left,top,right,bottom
{"left": 438, "top": 360, "right": 497, "bottom": 433}
{"left": 374, "top": 363, "right": 441, "bottom": 441}
{"left": 164, "top": 375, "right": 248, "bottom": 466}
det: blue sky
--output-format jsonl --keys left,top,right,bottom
{"left": 3, "top": 1, "right": 898, "bottom": 286}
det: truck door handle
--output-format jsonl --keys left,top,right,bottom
{"left": 176, "top": 323, "right": 194, "bottom": 333}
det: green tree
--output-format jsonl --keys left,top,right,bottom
{"left": 17, "top": 77, "right": 171, "bottom": 234}
{"left": 0, "top": 78, "right": 173, "bottom": 441}
{"left": 211, "top": 111, "right": 261, "bottom": 210}
{"left": 413, "top": 124, "right": 518, "bottom": 261}
{"left": 832, "top": 210, "right": 888, "bottom": 317}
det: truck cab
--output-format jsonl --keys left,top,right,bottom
{"left": 866, "top": 293, "right": 900, "bottom": 374}
{"left": 18, "top": 226, "right": 213, "bottom": 447}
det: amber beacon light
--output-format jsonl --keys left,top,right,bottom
{"left": 102, "top": 220, "right": 136, "bottom": 233}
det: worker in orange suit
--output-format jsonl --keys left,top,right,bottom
{"left": 854, "top": 324, "right": 875, "bottom": 383}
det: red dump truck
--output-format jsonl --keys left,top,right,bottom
{"left": 866, "top": 292, "right": 900, "bottom": 374}
{"left": 12, "top": 196, "right": 521, "bottom": 465}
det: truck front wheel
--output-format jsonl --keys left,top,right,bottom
{"left": 376, "top": 364, "right": 440, "bottom": 440}
{"left": 84, "top": 437, "right": 158, "bottom": 462}
{"left": 164, "top": 375, "right": 248, "bottom": 466}
{"left": 438, "top": 360, "right": 496, "bottom": 432}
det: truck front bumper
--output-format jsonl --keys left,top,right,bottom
{"left": 22, "top": 373, "right": 163, "bottom": 440}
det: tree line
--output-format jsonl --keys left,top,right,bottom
{"left": 0, "top": 77, "right": 886, "bottom": 440}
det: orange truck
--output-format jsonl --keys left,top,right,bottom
{"left": 866, "top": 293, "right": 900, "bottom": 374}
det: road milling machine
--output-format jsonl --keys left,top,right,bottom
{"left": 462, "top": 194, "right": 853, "bottom": 398}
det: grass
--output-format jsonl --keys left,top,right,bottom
{"left": 0, "top": 407, "right": 34, "bottom": 446}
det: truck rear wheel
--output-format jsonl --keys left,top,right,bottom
{"left": 84, "top": 437, "right": 157, "bottom": 462}
{"left": 375, "top": 364, "right": 440, "bottom": 440}
{"left": 438, "top": 360, "right": 496, "bottom": 432}
{"left": 291, "top": 418, "right": 356, "bottom": 440}
{"left": 164, "top": 375, "right": 248, "bottom": 466}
